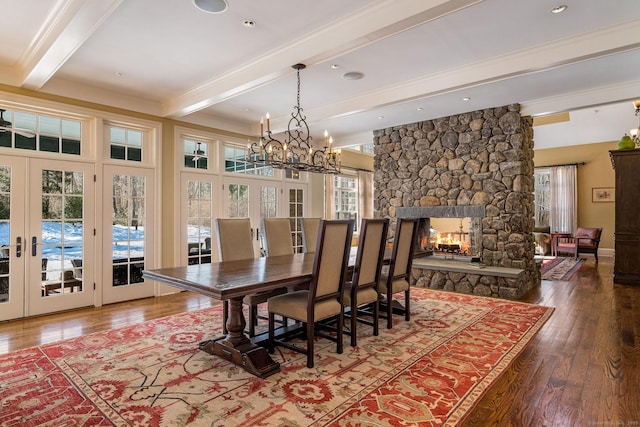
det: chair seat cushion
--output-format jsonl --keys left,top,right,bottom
{"left": 578, "top": 240, "right": 597, "bottom": 249}
{"left": 377, "top": 276, "right": 409, "bottom": 294}
{"left": 342, "top": 283, "right": 378, "bottom": 306}
{"left": 268, "top": 290, "right": 342, "bottom": 322}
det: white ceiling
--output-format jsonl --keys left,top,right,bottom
{"left": 1, "top": 0, "right": 639, "bottom": 149}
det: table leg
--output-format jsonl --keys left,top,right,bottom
{"left": 199, "top": 296, "right": 280, "bottom": 378}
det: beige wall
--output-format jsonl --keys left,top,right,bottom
{"left": 534, "top": 141, "right": 617, "bottom": 250}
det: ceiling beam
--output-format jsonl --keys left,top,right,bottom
{"left": 19, "top": 0, "right": 123, "bottom": 90}
{"left": 162, "top": 0, "right": 484, "bottom": 118}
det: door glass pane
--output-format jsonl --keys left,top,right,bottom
{"left": 0, "top": 166, "right": 10, "bottom": 302}
{"left": 227, "top": 183, "right": 249, "bottom": 218}
{"left": 112, "top": 174, "right": 146, "bottom": 286}
{"left": 187, "top": 180, "right": 213, "bottom": 265}
{"left": 289, "top": 188, "right": 304, "bottom": 253}
{"left": 41, "top": 169, "right": 84, "bottom": 297}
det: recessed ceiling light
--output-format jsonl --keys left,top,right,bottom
{"left": 416, "top": 107, "right": 423, "bottom": 111}
{"left": 462, "top": 97, "right": 471, "bottom": 102}
{"left": 342, "top": 71, "right": 364, "bottom": 81}
{"left": 243, "top": 20, "right": 256, "bottom": 27}
{"left": 330, "top": 64, "right": 340, "bottom": 69}
{"left": 551, "top": 5, "right": 567, "bottom": 14}
{"left": 378, "top": 116, "right": 384, "bottom": 119}
{"left": 114, "top": 71, "right": 124, "bottom": 77}
{"left": 193, "top": 0, "right": 228, "bottom": 14}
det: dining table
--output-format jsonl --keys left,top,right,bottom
{"left": 142, "top": 248, "right": 391, "bottom": 378}
{"left": 143, "top": 253, "right": 318, "bottom": 377}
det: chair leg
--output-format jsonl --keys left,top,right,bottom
{"left": 268, "top": 312, "right": 275, "bottom": 353}
{"left": 248, "top": 305, "right": 257, "bottom": 337}
{"left": 223, "top": 300, "right": 229, "bottom": 334}
{"left": 594, "top": 251, "right": 599, "bottom": 263}
{"left": 404, "top": 289, "right": 410, "bottom": 321}
{"left": 337, "top": 311, "right": 344, "bottom": 355}
{"left": 373, "top": 300, "right": 379, "bottom": 337}
{"left": 387, "top": 290, "right": 393, "bottom": 329}
{"left": 306, "top": 320, "right": 315, "bottom": 368}
{"left": 350, "top": 302, "right": 357, "bottom": 347}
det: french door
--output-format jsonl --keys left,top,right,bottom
{"left": 102, "top": 165, "right": 155, "bottom": 304}
{"left": 0, "top": 156, "right": 95, "bottom": 320}
{"left": 181, "top": 172, "right": 217, "bottom": 266}
{"left": 222, "top": 176, "right": 281, "bottom": 258}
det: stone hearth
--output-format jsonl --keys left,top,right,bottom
{"left": 373, "top": 104, "right": 539, "bottom": 299}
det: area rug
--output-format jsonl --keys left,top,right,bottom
{"left": 0, "top": 288, "right": 553, "bottom": 427}
{"left": 539, "top": 256, "right": 586, "bottom": 281}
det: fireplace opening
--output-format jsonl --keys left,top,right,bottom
{"left": 414, "top": 217, "right": 481, "bottom": 260}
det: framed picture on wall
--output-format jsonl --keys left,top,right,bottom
{"left": 592, "top": 187, "right": 615, "bottom": 203}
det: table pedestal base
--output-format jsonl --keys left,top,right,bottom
{"left": 199, "top": 338, "right": 281, "bottom": 378}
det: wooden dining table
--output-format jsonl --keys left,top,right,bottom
{"left": 143, "top": 253, "right": 317, "bottom": 378}
{"left": 143, "top": 248, "right": 391, "bottom": 378}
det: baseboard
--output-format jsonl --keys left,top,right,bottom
{"left": 598, "top": 248, "right": 614, "bottom": 258}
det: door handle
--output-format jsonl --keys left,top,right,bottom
{"left": 32, "top": 236, "right": 38, "bottom": 256}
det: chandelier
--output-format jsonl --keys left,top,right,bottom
{"left": 245, "top": 64, "right": 341, "bottom": 174}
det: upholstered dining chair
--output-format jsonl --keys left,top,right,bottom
{"left": 300, "top": 217, "right": 321, "bottom": 253}
{"left": 267, "top": 219, "right": 354, "bottom": 368}
{"left": 342, "top": 218, "right": 388, "bottom": 347}
{"left": 215, "top": 218, "right": 286, "bottom": 337}
{"left": 378, "top": 217, "right": 419, "bottom": 329}
{"left": 261, "top": 218, "right": 294, "bottom": 256}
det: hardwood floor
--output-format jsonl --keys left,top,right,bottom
{"left": 462, "top": 256, "right": 640, "bottom": 427}
{"left": 1, "top": 256, "right": 638, "bottom": 425}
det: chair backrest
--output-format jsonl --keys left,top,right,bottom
{"left": 389, "top": 218, "right": 419, "bottom": 280}
{"left": 576, "top": 227, "right": 602, "bottom": 241}
{"left": 261, "top": 218, "right": 294, "bottom": 256}
{"left": 301, "top": 217, "right": 321, "bottom": 253}
{"left": 308, "top": 220, "right": 354, "bottom": 306}
{"left": 352, "top": 218, "right": 389, "bottom": 290}
{"left": 215, "top": 218, "right": 254, "bottom": 261}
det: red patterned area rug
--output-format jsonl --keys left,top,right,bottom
{"left": 0, "top": 288, "right": 553, "bottom": 427}
{"left": 539, "top": 256, "right": 586, "bottom": 281}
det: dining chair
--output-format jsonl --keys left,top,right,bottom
{"left": 215, "top": 218, "right": 286, "bottom": 337}
{"left": 300, "top": 217, "right": 321, "bottom": 253}
{"left": 261, "top": 218, "right": 294, "bottom": 256}
{"left": 342, "top": 218, "right": 388, "bottom": 347}
{"left": 378, "top": 217, "right": 419, "bottom": 329}
{"left": 267, "top": 219, "right": 353, "bottom": 368}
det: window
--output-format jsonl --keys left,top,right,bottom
{"left": 109, "top": 126, "right": 142, "bottom": 162}
{"left": 333, "top": 175, "right": 358, "bottom": 232}
{"left": 184, "top": 138, "right": 209, "bottom": 170}
{"left": 534, "top": 168, "right": 550, "bottom": 228}
{"left": 0, "top": 109, "right": 81, "bottom": 155}
{"left": 224, "top": 144, "right": 274, "bottom": 176}
{"left": 289, "top": 188, "right": 304, "bottom": 253}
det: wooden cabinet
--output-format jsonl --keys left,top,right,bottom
{"left": 610, "top": 149, "right": 640, "bottom": 285}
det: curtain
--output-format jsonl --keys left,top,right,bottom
{"left": 324, "top": 174, "right": 335, "bottom": 219}
{"left": 549, "top": 165, "right": 577, "bottom": 234}
{"left": 357, "top": 170, "right": 374, "bottom": 220}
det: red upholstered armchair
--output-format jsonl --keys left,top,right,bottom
{"left": 576, "top": 227, "right": 602, "bottom": 262}
{"left": 554, "top": 227, "right": 603, "bottom": 262}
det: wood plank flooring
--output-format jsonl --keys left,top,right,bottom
{"left": 1, "top": 256, "right": 638, "bottom": 425}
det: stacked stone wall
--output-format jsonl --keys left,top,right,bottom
{"left": 373, "top": 104, "right": 540, "bottom": 299}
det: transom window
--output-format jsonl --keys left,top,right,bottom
{"left": 0, "top": 108, "right": 81, "bottom": 155}
{"left": 109, "top": 126, "right": 142, "bottom": 162}
{"left": 224, "top": 145, "right": 274, "bottom": 176}
{"left": 184, "top": 138, "right": 209, "bottom": 170}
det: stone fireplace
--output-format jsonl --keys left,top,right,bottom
{"left": 373, "top": 104, "right": 539, "bottom": 299}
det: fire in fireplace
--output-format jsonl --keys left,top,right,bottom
{"left": 415, "top": 217, "right": 476, "bottom": 259}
